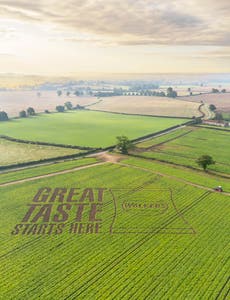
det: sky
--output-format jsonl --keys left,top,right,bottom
{"left": 0, "top": 0, "right": 229, "bottom": 76}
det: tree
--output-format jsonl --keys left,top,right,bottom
{"left": 212, "top": 88, "right": 219, "bottom": 93}
{"left": 215, "top": 112, "right": 223, "bottom": 122}
{"left": 44, "top": 109, "right": 50, "bottom": 114}
{"left": 221, "top": 89, "right": 226, "bottom": 93}
{"left": 196, "top": 155, "right": 215, "bottom": 171}
{"left": 66, "top": 91, "right": 70, "bottom": 96}
{"left": 57, "top": 90, "right": 62, "bottom": 96}
{"left": 0, "top": 111, "right": 8, "bottom": 121}
{"left": 116, "top": 136, "right": 133, "bottom": 154}
{"left": 27, "top": 107, "right": 35, "bottom": 116}
{"left": 19, "top": 110, "right": 27, "bottom": 118}
{"left": 74, "top": 90, "right": 80, "bottom": 96}
{"left": 56, "top": 105, "right": 65, "bottom": 112}
{"left": 64, "top": 101, "right": 73, "bottom": 110}
{"left": 209, "top": 104, "right": 216, "bottom": 111}
{"left": 194, "top": 117, "right": 202, "bottom": 124}
{"left": 75, "top": 104, "right": 84, "bottom": 110}
{"left": 167, "top": 87, "right": 177, "bottom": 98}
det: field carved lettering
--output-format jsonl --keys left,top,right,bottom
{"left": 66, "top": 188, "right": 80, "bottom": 202}
{"left": 31, "top": 204, "right": 52, "bottom": 222}
{"left": 49, "top": 188, "right": 67, "bottom": 202}
{"left": 33, "top": 187, "right": 51, "bottom": 202}
{"left": 53, "top": 204, "right": 72, "bottom": 222}
{"left": 89, "top": 203, "right": 102, "bottom": 222}
{"left": 79, "top": 188, "right": 94, "bottom": 202}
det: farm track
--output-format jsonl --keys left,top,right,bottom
{"left": 116, "top": 162, "right": 230, "bottom": 196}
{"left": 0, "top": 162, "right": 106, "bottom": 187}
{"left": 1, "top": 154, "right": 229, "bottom": 196}
{"left": 136, "top": 129, "right": 194, "bottom": 152}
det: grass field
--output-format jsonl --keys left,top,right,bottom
{"left": 0, "top": 138, "right": 82, "bottom": 166}
{"left": 0, "top": 110, "right": 185, "bottom": 148}
{"left": 134, "top": 127, "right": 230, "bottom": 174}
{"left": 0, "top": 161, "right": 229, "bottom": 299}
{"left": 89, "top": 96, "right": 201, "bottom": 118}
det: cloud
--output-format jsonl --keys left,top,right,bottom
{"left": 0, "top": 0, "right": 229, "bottom": 46}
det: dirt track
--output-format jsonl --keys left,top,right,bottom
{"left": 0, "top": 154, "right": 229, "bottom": 196}
{"left": 0, "top": 162, "right": 105, "bottom": 187}
{"left": 116, "top": 162, "right": 230, "bottom": 196}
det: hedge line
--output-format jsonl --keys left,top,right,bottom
{"left": 102, "top": 120, "right": 195, "bottom": 151}
{"left": 0, "top": 120, "right": 194, "bottom": 171}
{"left": 0, "top": 135, "right": 97, "bottom": 151}
{"left": 194, "top": 125, "right": 230, "bottom": 132}
{"left": 127, "top": 153, "right": 230, "bottom": 179}
{"left": 0, "top": 149, "right": 101, "bottom": 171}
{"left": 88, "top": 108, "right": 192, "bottom": 119}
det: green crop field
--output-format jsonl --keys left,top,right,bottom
{"left": 122, "top": 156, "right": 230, "bottom": 192}
{"left": 135, "top": 127, "right": 230, "bottom": 174}
{"left": 0, "top": 111, "right": 186, "bottom": 148}
{"left": 135, "top": 127, "right": 193, "bottom": 148}
{"left": 0, "top": 162, "right": 229, "bottom": 299}
{"left": 0, "top": 138, "right": 82, "bottom": 166}
{"left": 0, "top": 157, "right": 98, "bottom": 184}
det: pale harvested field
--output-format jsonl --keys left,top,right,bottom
{"left": 0, "top": 138, "right": 81, "bottom": 166}
{"left": 180, "top": 93, "right": 230, "bottom": 112}
{"left": 0, "top": 91, "right": 96, "bottom": 117}
{"left": 89, "top": 96, "right": 202, "bottom": 117}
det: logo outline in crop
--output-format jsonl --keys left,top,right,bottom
{"left": 11, "top": 187, "right": 196, "bottom": 236}
{"left": 109, "top": 188, "right": 196, "bottom": 235}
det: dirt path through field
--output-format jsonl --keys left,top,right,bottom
{"left": 115, "top": 162, "right": 230, "bottom": 196}
{"left": 1, "top": 154, "right": 229, "bottom": 196}
{"left": 0, "top": 162, "right": 106, "bottom": 187}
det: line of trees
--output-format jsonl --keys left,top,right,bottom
{"left": 19, "top": 107, "right": 36, "bottom": 118}
{"left": 56, "top": 102, "right": 85, "bottom": 112}
{"left": 212, "top": 88, "right": 226, "bottom": 93}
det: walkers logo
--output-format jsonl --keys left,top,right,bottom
{"left": 11, "top": 187, "right": 195, "bottom": 235}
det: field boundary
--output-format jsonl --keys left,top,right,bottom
{"left": 87, "top": 108, "right": 193, "bottom": 119}
{"left": 126, "top": 153, "right": 230, "bottom": 180}
{"left": 194, "top": 125, "right": 230, "bottom": 132}
{"left": 102, "top": 120, "right": 196, "bottom": 151}
{"left": 0, "top": 120, "right": 195, "bottom": 171}
{"left": 0, "top": 161, "right": 106, "bottom": 187}
{"left": 135, "top": 129, "right": 194, "bottom": 151}
{"left": 116, "top": 161, "right": 230, "bottom": 195}
{"left": 0, "top": 148, "right": 101, "bottom": 171}
{"left": 0, "top": 134, "right": 97, "bottom": 150}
